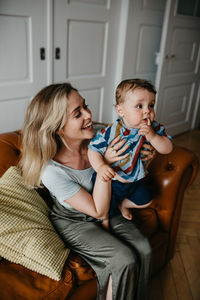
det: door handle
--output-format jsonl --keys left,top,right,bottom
{"left": 165, "top": 54, "right": 176, "bottom": 59}
{"left": 40, "top": 48, "right": 45, "bottom": 60}
{"left": 55, "top": 48, "right": 61, "bottom": 59}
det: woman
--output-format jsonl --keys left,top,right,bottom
{"left": 19, "top": 83, "right": 155, "bottom": 300}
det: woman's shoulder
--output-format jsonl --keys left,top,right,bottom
{"left": 43, "top": 159, "right": 93, "bottom": 179}
{"left": 42, "top": 160, "right": 69, "bottom": 183}
{"left": 43, "top": 159, "right": 63, "bottom": 173}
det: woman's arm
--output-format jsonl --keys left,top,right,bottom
{"left": 67, "top": 136, "right": 130, "bottom": 218}
{"left": 64, "top": 175, "right": 111, "bottom": 220}
{"left": 42, "top": 164, "right": 111, "bottom": 220}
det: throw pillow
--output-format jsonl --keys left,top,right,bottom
{"left": 0, "top": 166, "right": 70, "bottom": 280}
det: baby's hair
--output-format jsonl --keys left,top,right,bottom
{"left": 116, "top": 78, "right": 157, "bottom": 105}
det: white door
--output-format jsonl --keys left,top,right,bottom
{"left": 122, "top": 0, "right": 166, "bottom": 84}
{"left": 0, "top": 0, "right": 48, "bottom": 133}
{"left": 155, "top": 0, "right": 200, "bottom": 136}
{"left": 53, "top": 0, "right": 122, "bottom": 123}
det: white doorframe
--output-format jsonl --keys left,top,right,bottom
{"left": 154, "top": 0, "right": 171, "bottom": 99}
{"left": 112, "top": 0, "right": 130, "bottom": 121}
{"left": 47, "top": 0, "right": 53, "bottom": 85}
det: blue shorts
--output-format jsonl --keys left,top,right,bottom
{"left": 92, "top": 173, "right": 152, "bottom": 217}
{"left": 109, "top": 178, "right": 152, "bottom": 216}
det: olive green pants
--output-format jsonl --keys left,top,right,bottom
{"left": 50, "top": 202, "right": 151, "bottom": 300}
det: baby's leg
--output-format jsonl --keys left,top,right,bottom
{"left": 118, "top": 199, "right": 133, "bottom": 220}
{"left": 119, "top": 179, "right": 152, "bottom": 220}
{"left": 119, "top": 198, "right": 152, "bottom": 220}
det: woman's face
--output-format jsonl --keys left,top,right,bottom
{"left": 62, "top": 90, "right": 94, "bottom": 142}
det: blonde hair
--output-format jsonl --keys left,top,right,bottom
{"left": 19, "top": 83, "right": 77, "bottom": 188}
{"left": 116, "top": 78, "right": 157, "bottom": 105}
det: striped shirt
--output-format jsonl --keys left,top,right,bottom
{"left": 88, "top": 119, "right": 170, "bottom": 182}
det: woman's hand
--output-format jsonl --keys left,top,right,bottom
{"left": 104, "top": 134, "right": 156, "bottom": 169}
{"left": 104, "top": 135, "right": 130, "bottom": 165}
{"left": 141, "top": 143, "right": 156, "bottom": 169}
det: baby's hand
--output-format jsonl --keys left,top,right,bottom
{"left": 97, "top": 164, "right": 115, "bottom": 182}
{"left": 138, "top": 118, "right": 155, "bottom": 142}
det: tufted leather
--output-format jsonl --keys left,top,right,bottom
{"left": 0, "top": 130, "right": 199, "bottom": 299}
{"left": 0, "top": 131, "right": 22, "bottom": 177}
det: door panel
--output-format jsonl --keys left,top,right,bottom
{"left": 53, "top": 0, "right": 122, "bottom": 123}
{"left": 0, "top": 0, "right": 48, "bottom": 133}
{"left": 160, "top": 83, "right": 194, "bottom": 126}
{"left": 0, "top": 15, "right": 31, "bottom": 82}
{"left": 155, "top": 0, "right": 200, "bottom": 136}
{"left": 167, "top": 28, "right": 199, "bottom": 75}
{"left": 67, "top": 20, "right": 106, "bottom": 77}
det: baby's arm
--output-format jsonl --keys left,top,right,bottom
{"left": 88, "top": 148, "right": 115, "bottom": 182}
{"left": 139, "top": 119, "right": 173, "bottom": 154}
{"left": 146, "top": 134, "right": 173, "bottom": 154}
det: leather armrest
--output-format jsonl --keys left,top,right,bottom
{"left": 147, "top": 146, "right": 199, "bottom": 232}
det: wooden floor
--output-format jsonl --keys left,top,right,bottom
{"left": 149, "top": 129, "right": 200, "bottom": 300}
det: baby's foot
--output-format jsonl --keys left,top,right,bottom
{"left": 119, "top": 203, "right": 133, "bottom": 220}
{"left": 101, "top": 218, "right": 109, "bottom": 231}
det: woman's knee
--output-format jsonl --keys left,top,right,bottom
{"left": 114, "top": 244, "right": 137, "bottom": 268}
{"left": 136, "top": 237, "right": 152, "bottom": 258}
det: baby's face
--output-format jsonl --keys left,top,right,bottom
{"left": 116, "top": 88, "right": 155, "bottom": 129}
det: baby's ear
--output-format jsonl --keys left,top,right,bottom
{"left": 116, "top": 104, "right": 124, "bottom": 117}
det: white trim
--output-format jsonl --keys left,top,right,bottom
{"left": 99, "top": 87, "right": 104, "bottom": 122}
{"left": 192, "top": 83, "right": 200, "bottom": 128}
{"left": 154, "top": 0, "right": 171, "bottom": 113}
{"left": 47, "top": 0, "right": 53, "bottom": 84}
{"left": 112, "top": 0, "right": 130, "bottom": 122}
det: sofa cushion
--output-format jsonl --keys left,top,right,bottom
{"left": 0, "top": 166, "right": 70, "bottom": 280}
{"left": 133, "top": 207, "right": 159, "bottom": 237}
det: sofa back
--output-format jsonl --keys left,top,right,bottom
{"left": 0, "top": 131, "right": 22, "bottom": 177}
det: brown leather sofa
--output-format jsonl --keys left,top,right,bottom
{"left": 0, "top": 129, "right": 199, "bottom": 299}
